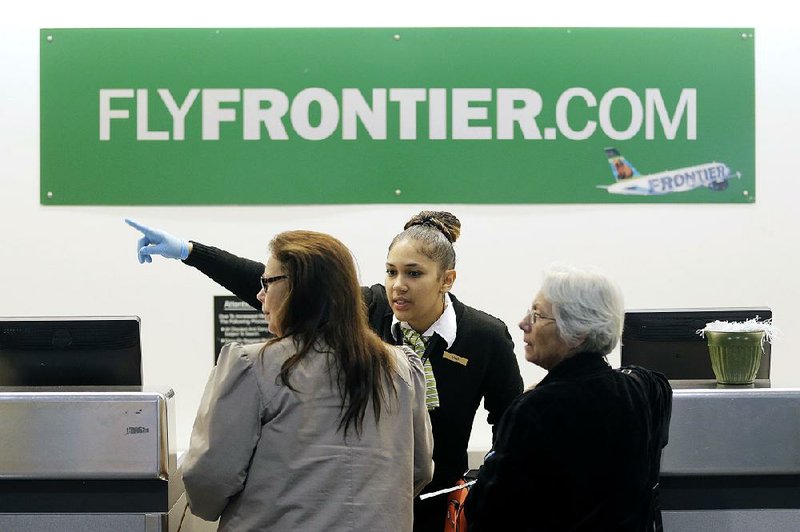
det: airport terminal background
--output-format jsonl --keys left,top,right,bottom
{"left": 2, "top": 0, "right": 799, "bottom": 490}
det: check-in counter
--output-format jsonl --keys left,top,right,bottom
{"left": 661, "top": 380, "right": 800, "bottom": 532}
{"left": 0, "top": 387, "right": 185, "bottom": 532}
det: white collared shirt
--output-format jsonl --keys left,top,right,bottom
{"left": 392, "top": 293, "right": 457, "bottom": 349}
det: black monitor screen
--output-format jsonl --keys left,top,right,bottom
{"left": 0, "top": 317, "right": 142, "bottom": 386}
{"left": 621, "top": 308, "right": 771, "bottom": 380}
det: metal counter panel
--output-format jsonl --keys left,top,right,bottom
{"left": 0, "top": 389, "right": 173, "bottom": 479}
{"left": 0, "top": 512, "right": 171, "bottom": 532}
{"left": 662, "top": 385, "right": 800, "bottom": 475}
{"left": 663, "top": 509, "right": 800, "bottom": 532}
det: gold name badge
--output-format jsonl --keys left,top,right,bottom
{"left": 443, "top": 351, "right": 468, "bottom": 366}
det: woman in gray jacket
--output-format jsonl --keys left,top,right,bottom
{"left": 181, "top": 230, "right": 433, "bottom": 531}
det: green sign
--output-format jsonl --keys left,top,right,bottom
{"left": 40, "top": 28, "right": 755, "bottom": 204}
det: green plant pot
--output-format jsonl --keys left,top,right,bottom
{"left": 706, "top": 330, "right": 765, "bottom": 384}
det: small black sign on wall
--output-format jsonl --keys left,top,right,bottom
{"left": 213, "top": 296, "right": 271, "bottom": 363}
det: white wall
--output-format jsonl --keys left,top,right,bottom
{"left": 1, "top": 1, "right": 798, "bottom": 453}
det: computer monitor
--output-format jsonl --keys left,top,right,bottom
{"left": 621, "top": 307, "right": 771, "bottom": 380}
{"left": 0, "top": 316, "right": 142, "bottom": 386}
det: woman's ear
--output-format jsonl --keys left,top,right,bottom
{"left": 440, "top": 269, "right": 457, "bottom": 293}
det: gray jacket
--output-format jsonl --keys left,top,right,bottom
{"left": 182, "top": 338, "right": 433, "bottom": 531}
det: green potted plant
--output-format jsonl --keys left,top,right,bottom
{"left": 697, "top": 318, "right": 778, "bottom": 385}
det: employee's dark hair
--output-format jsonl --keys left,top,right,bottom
{"left": 389, "top": 210, "right": 461, "bottom": 272}
{"left": 266, "top": 230, "right": 397, "bottom": 437}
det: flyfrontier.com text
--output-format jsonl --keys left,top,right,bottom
{"left": 99, "top": 87, "right": 697, "bottom": 142}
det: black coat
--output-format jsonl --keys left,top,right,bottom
{"left": 464, "top": 352, "right": 672, "bottom": 532}
{"left": 361, "top": 284, "right": 524, "bottom": 489}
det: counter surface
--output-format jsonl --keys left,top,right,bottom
{"left": 662, "top": 379, "right": 800, "bottom": 475}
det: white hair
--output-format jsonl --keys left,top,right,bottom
{"left": 540, "top": 264, "right": 624, "bottom": 355}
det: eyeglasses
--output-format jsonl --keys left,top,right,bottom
{"left": 260, "top": 274, "right": 288, "bottom": 292}
{"left": 525, "top": 309, "right": 556, "bottom": 327}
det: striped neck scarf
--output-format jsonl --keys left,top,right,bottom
{"left": 402, "top": 327, "right": 440, "bottom": 410}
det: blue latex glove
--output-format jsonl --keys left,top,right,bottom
{"left": 125, "top": 218, "right": 190, "bottom": 264}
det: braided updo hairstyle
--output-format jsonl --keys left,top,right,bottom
{"left": 388, "top": 211, "right": 461, "bottom": 273}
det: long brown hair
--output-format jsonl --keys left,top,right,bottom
{"left": 267, "top": 230, "right": 397, "bottom": 437}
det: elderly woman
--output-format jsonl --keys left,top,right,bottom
{"left": 464, "top": 265, "right": 672, "bottom": 532}
{"left": 181, "top": 230, "right": 433, "bottom": 531}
